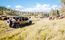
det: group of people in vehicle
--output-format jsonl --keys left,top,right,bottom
{"left": 6, "top": 16, "right": 32, "bottom": 28}
{"left": 6, "top": 17, "right": 20, "bottom": 28}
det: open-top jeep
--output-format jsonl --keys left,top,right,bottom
{"left": 14, "top": 16, "right": 32, "bottom": 25}
{"left": 7, "top": 16, "right": 32, "bottom": 28}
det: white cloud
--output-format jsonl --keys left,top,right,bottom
{"left": 22, "top": 4, "right": 51, "bottom": 12}
{"left": 34, "top": 4, "right": 51, "bottom": 12}
{"left": 7, "top": 5, "right": 11, "bottom": 8}
{"left": 15, "top": 5, "right": 23, "bottom": 8}
{"left": 15, "top": 4, "right": 60, "bottom": 12}
{"left": 15, "top": 5, "right": 24, "bottom": 11}
{"left": 21, "top": 4, "right": 51, "bottom": 12}
{"left": 51, "top": 5, "right": 58, "bottom": 9}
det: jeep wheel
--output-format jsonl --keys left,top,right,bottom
{"left": 29, "top": 21, "right": 32, "bottom": 24}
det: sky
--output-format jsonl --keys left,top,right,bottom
{"left": 0, "top": 0, "right": 61, "bottom": 12}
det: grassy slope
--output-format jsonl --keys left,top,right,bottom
{"left": 0, "top": 18, "right": 65, "bottom": 40}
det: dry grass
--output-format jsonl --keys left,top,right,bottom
{"left": 0, "top": 18, "right": 65, "bottom": 40}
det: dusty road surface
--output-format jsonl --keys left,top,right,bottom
{"left": 0, "top": 18, "right": 65, "bottom": 40}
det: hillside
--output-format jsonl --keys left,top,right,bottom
{"left": 0, "top": 18, "right": 65, "bottom": 40}
{"left": 0, "top": 6, "right": 19, "bottom": 16}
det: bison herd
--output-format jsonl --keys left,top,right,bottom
{"left": 49, "top": 15, "right": 64, "bottom": 20}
